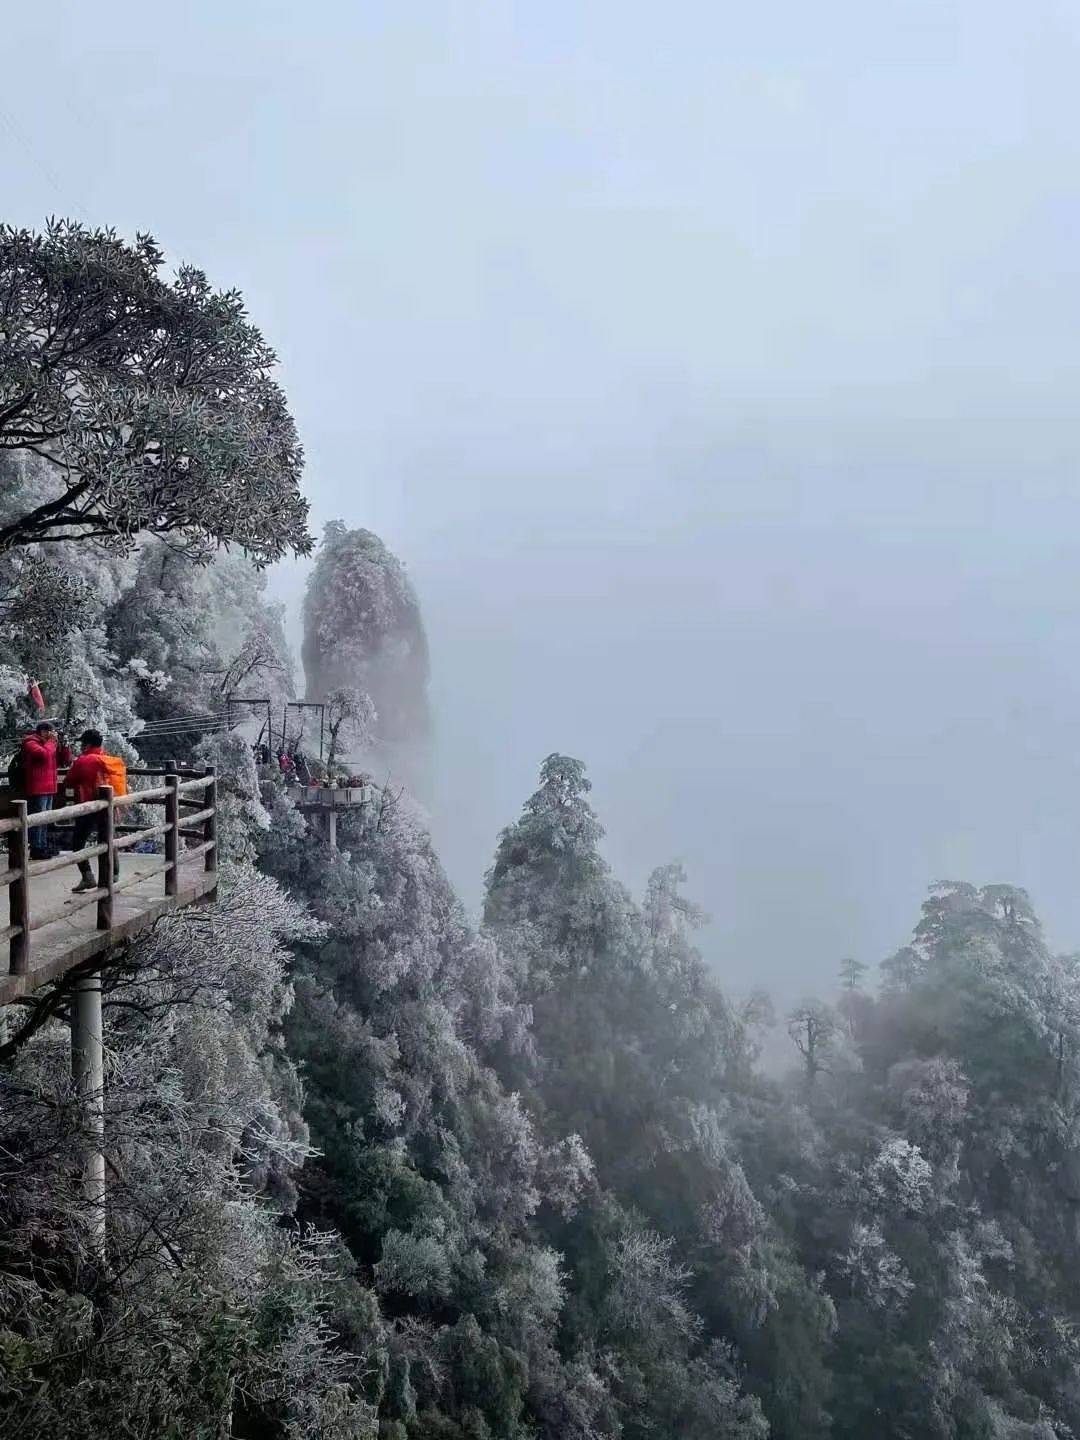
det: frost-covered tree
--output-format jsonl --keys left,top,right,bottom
{"left": 0, "top": 221, "right": 310, "bottom": 563}
{"left": 786, "top": 999, "right": 839, "bottom": 1089}
{"left": 483, "top": 756, "right": 818, "bottom": 1438}
{"left": 194, "top": 729, "right": 271, "bottom": 863}
{"left": 838, "top": 956, "right": 867, "bottom": 991}
{"left": 0, "top": 866, "right": 379, "bottom": 1438}
{"left": 0, "top": 461, "right": 144, "bottom": 750}
{"left": 744, "top": 879, "right": 1080, "bottom": 1440}
{"left": 108, "top": 538, "right": 294, "bottom": 756}
{"left": 11, "top": 328, "right": 1080, "bottom": 1440}
{"left": 485, "top": 753, "right": 622, "bottom": 982}
{"left": 259, "top": 760, "right": 620, "bottom": 1437}
{"left": 0, "top": 554, "right": 93, "bottom": 654}
{"left": 323, "top": 685, "right": 376, "bottom": 779}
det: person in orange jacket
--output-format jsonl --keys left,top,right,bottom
{"left": 65, "top": 729, "right": 120, "bottom": 892}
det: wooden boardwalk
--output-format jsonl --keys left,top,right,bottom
{"left": 0, "top": 765, "right": 218, "bottom": 1006}
{"left": 0, "top": 851, "right": 218, "bottom": 1004}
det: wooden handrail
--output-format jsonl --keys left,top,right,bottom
{"left": 114, "top": 786, "right": 171, "bottom": 806}
{"left": 176, "top": 775, "right": 214, "bottom": 795}
{"left": 176, "top": 806, "right": 214, "bottom": 830}
{"left": 127, "top": 766, "right": 207, "bottom": 778}
{"left": 115, "top": 821, "right": 172, "bottom": 850}
{"left": 28, "top": 845, "right": 108, "bottom": 879}
{"left": 2, "top": 756, "right": 218, "bottom": 977}
{"left": 0, "top": 765, "right": 205, "bottom": 787}
{"left": 27, "top": 798, "right": 107, "bottom": 827}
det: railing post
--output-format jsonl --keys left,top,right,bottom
{"left": 203, "top": 764, "right": 217, "bottom": 878}
{"left": 164, "top": 771, "right": 179, "bottom": 898}
{"left": 8, "top": 799, "right": 29, "bottom": 975}
{"left": 96, "top": 786, "right": 114, "bottom": 931}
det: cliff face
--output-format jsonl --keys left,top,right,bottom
{"left": 301, "top": 521, "right": 431, "bottom": 790}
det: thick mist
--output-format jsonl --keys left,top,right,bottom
{"left": 266, "top": 405, "right": 1080, "bottom": 1008}
{"left": 404, "top": 424, "right": 1080, "bottom": 1004}
{"left": 7, "top": 1, "right": 1080, "bottom": 1004}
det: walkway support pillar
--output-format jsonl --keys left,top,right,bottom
{"left": 71, "top": 969, "right": 106, "bottom": 1260}
{"left": 327, "top": 807, "right": 337, "bottom": 851}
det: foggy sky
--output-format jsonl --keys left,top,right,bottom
{"left": 6, "top": 2, "right": 1080, "bottom": 1002}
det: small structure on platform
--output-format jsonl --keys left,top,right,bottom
{"left": 294, "top": 781, "right": 376, "bottom": 849}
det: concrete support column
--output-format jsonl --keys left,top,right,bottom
{"left": 327, "top": 807, "right": 337, "bottom": 851}
{"left": 71, "top": 971, "right": 106, "bottom": 1259}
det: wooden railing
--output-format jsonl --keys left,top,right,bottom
{"left": 0, "top": 763, "right": 217, "bottom": 978}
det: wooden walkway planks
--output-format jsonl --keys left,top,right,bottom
{"left": 0, "top": 851, "right": 218, "bottom": 1005}
{"left": 0, "top": 764, "right": 218, "bottom": 1005}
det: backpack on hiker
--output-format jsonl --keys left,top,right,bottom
{"left": 100, "top": 752, "right": 127, "bottom": 798}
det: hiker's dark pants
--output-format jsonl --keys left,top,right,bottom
{"left": 73, "top": 813, "right": 118, "bottom": 882}
{"left": 26, "top": 795, "right": 52, "bottom": 858}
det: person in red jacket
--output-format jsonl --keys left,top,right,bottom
{"left": 65, "top": 729, "right": 119, "bottom": 892}
{"left": 20, "top": 722, "right": 58, "bottom": 859}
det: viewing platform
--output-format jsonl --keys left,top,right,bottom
{"left": 292, "top": 781, "right": 375, "bottom": 813}
{"left": 0, "top": 765, "right": 218, "bottom": 1005}
{"left": 293, "top": 780, "right": 376, "bottom": 848}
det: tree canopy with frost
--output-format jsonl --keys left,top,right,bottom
{"left": 323, "top": 685, "right": 376, "bottom": 777}
{"left": 0, "top": 221, "right": 311, "bottom": 564}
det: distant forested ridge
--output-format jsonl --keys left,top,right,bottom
{"left": 2, "top": 225, "right": 1080, "bottom": 1440}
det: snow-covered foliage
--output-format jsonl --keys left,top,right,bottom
{"left": 0, "top": 468, "right": 148, "bottom": 748}
{"left": 7, "top": 590, "right": 1080, "bottom": 1437}
{"left": 0, "top": 865, "right": 374, "bottom": 1438}
{"left": 323, "top": 685, "right": 377, "bottom": 778}
{"left": 607, "top": 1230, "right": 702, "bottom": 1342}
{"left": 0, "top": 221, "right": 310, "bottom": 564}
{"left": 195, "top": 729, "right": 271, "bottom": 863}
{"left": 5, "top": 514, "right": 1080, "bottom": 1440}
{"left": 8, "top": 218, "right": 1080, "bottom": 1440}
{"left": 109, "top": 538, "right": 294, "bottom": 754}
{"left": 0, "top": 492, "right": 291, "bottom": 770}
